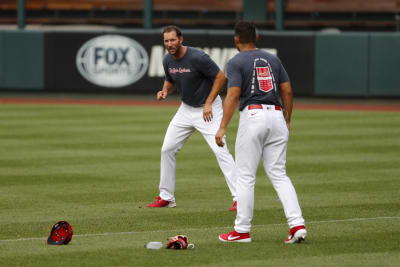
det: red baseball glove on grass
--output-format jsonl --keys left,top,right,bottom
{"left": 166, "top": 235, "right": 189, "bottom": 249}
{"left": 47, "top": 221, "right": 73, "bottom": 245}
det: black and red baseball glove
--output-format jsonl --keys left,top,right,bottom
{"left": 47, "top": 221, "right": 73, "bottom": 245}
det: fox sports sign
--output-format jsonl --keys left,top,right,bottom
{"left": 76, "top": 35, "right": 149, "bottom": 88}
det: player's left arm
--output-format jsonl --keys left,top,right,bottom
{"left": 215, "top": 86, "right": 240, "bottom": 147}
{"left": 203, "top": 70, "right": 226, "bottom": 122}
{"left": 279, "top": 81, "right": 293, "bottom": 131}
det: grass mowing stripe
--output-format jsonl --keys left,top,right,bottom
{"left": 1, "top": 216, "right": 399, "bottom": 243}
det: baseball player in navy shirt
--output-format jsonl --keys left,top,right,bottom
{"left": 216, "top": 21, "right": 306, "bottom": 243}
{"left": 147, "top": 25, "right": 238, "bottom": 210}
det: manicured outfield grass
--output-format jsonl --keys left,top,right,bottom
{"left": 0, "top": 103, "right": 399, "bottom": 266}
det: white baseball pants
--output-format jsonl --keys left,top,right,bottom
{"left": 234, "top": 104, "right": 305, "bottom": 233}
{"left": 159, "top": 96, "right": 237, "bottom": 202}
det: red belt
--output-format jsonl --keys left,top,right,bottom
{"left": 248, "top": 104, "right": 281, "bottom": 110}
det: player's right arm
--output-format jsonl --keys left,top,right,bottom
{"left": 215, "top": 86, "right": 240, "bottom": 147}
{"left": 157, "top": 80, "right": 175, "bottom": 101}
{"left": 216, "top": 58, "right": 241, "bottom": 146}
{"left": 159, "top": 57, "right": 175, "bottom": 101}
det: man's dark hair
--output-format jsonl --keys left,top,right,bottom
{"left": 162, "top": 25, "right": 183, "bottom": 38}
{"left": 234, "top": 21, "right": 257, "bottom": 44}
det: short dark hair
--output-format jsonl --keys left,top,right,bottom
{"left": 162, "top": 25, "right": 183, "bottom": 38}
{"left": 234, "top": 21, "right": 257, "bottom": 44}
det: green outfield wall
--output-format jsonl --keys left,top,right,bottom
{"left": 315, "top": 32, "right": 400, "bottom": 97}
{"left": 315, "top": 33, "right": 369, "bottom": 96}
{"left": 0, "top": 32, "right": 3, "bottom": 87}
{"left": 0, "top": 29, "right": 399, "bottom": 97}
{"left": 369, "top": 33, "right": 400, "bottom": 97}
{"left": 0, "top": 31, "right": 44, "bottom": 90}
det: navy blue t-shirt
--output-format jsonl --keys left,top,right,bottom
{"left": 163, "top": 47, "right": 220, "bottom": 107}
{"left": 226, "top": 49, "right": 289, "bottom": 111}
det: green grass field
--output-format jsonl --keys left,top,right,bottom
{"left": 1, "top": 103, "right": 399, "bottom": 266}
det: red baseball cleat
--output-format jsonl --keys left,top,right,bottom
{"left": 229, "top": 201, "right": 237, "bottom": 211}
{"left": 219, "top": 230, "right": 251, "bottom": 243}
{"left": 146, "top": 196, "right": 176, "bottom": 208}
{"left": 285, "top": 225, "right": 307, "bottom": 244}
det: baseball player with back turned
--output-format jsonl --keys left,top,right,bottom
{"left": 216, "top": 21, "right": 307, "bottom": 243}
{"left": 147, "top": 25, "right": 238, "bottom": 211}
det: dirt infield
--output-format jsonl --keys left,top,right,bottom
{"left": 1, "top": 97, "right": 400, "bottom": 112}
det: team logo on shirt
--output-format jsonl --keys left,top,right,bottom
{"left": 169, "top": 67, "right": 191, "bottom": 74}
{"left": 256, "top": 66, "right": 274, "bottom": 93}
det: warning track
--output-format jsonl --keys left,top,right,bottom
{"left": 1, "top": 97, "right": 399, "bottom": 112}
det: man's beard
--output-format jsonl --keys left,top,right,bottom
{"left": 169, "top": 43, "right": 182, "bottom": 55}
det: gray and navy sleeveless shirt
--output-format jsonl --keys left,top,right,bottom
{"left": 163, "top": 47, "right": 220, "bottom": 107}
{"left": 226, "top": 49, "right": 289, "bottom": 111}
